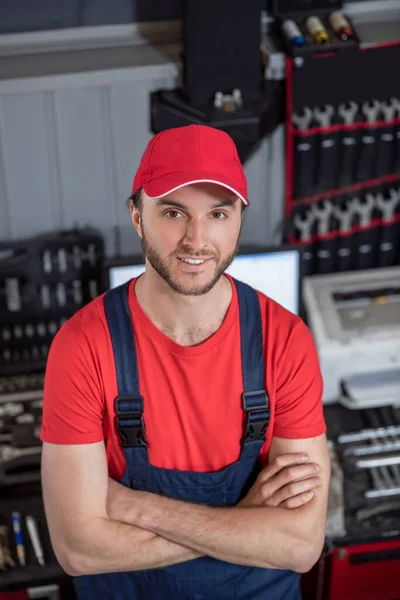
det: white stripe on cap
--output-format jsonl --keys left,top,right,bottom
{"left": 150, "top": 179, "right": 248, "bottom": 205}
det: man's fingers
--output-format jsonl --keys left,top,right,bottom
{"left": 280, "top": 491, "right": 315, "bottom": 509}
{"left": 260, "top": 461, "right": 320, "bottom": 490}
{"left": 263, "top": 476, "right": 322, "bottom": 507}
{"left": 274, "top": 463, "right": 321, "bottom": 489}
{"left": 259, "top": 453, "right": 311, "bottom": 481}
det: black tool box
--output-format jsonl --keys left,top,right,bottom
{"left": 0, "top": 228, "right": 105, "bottom": 594}
{"left": 280, "top": 27, "right": 400, "bottom": 277}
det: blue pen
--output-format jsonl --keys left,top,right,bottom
{"left": 12, "top": 511, "right": 25, "bottom": 566}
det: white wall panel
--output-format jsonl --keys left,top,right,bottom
{"left": 0, "top": 92, "right": 59, "bottom": 238}
{"left": 53, "top": 86, "right": 117, "bottom": 254}
{"left": 0, "top": 52, "right": 285, "bottom": 255}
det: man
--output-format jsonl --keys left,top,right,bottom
{"left": 41, "top": 124, "right": 330, "bottom": 600}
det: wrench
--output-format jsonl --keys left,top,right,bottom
{"left": 352, "top": 194, "right": 375, "bottom": 227}
{"left": 313, "top": 104, "right": 335, "bottom": 128}
{"left": 392, "top": 97, "right": 400, "bottom": 119}
{"left": 294, "top": 209, "right": 315, "bottom": 241}
{"left": 375, "top": 189, "right": 399, "bottom": 222}
{"left": 362, "top": 100, "right": 381, "bottom": 124}
{"left": 292, "top": 107, "right": 313, "bottom": 131}
{"left": 332, "top": 201, "right": 354, "bottom": 233}
{"left": 380, "top": 99, "right": 397, "bottom": 123}
{"left": 312, "top": 200, "right": 333, "bottom": 235}
{"left": 338, "top": 101, "right": 359, "bottom": 125}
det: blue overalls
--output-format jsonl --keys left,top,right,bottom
{"left": 74, "top": 278, "right": 301, "bottom": 599}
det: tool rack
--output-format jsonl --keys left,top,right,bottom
{"left": 0, "top": 228, "right": 105, "bottom": 595}
{"left": 281, "top": 36, "right": 400, "bottom": 277}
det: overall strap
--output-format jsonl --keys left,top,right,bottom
{"left": 234, "top": 278, "right": 270, "bottom": 455}
{"left": 103, "top": 281, "right": 149, "bottom": 461}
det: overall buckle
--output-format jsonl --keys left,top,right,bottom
{"left": 242, "top": 390, "right": 270, "bottom": 443}
{"left": 114, "top": 396, "right": 147, "bottom": 448}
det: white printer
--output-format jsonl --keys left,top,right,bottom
{"left": 303, "top": 266, "right": 400, "bottom": 408}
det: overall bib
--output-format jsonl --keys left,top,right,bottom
{"left": 74, "top": 278, "right": 301, "bottom": 599}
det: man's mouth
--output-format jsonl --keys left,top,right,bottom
{"left": 179, "top": 257, "right": 209, "bottom": 265}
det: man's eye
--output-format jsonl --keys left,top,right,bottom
{"left": 164, "top": 210, "right": 182, "bottom": 219}
{"left": 213, "top": 212, "right": 227, "bottom": 219}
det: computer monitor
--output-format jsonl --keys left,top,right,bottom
{"left": 105, "top": 245, "right": 302, "bottom": 315}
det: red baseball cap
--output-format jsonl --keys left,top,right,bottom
{"left": 132, "top": 125, "right": 248, "bottom": 205}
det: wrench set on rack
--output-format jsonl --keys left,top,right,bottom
{"left": 292, "top": 98, "right": 400, "bottom": 200}
{"left": 285, "top": 42, "right": 400, "bottom": 277}
{"left": 290, "top": 185, "right": 400, "bottom": 276}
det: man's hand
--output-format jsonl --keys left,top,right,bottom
{"left": 239, "top": 453, "right": 322, "bottom": 509}
{"left": 107, "top": 452, "right": 322, "bottom": 522}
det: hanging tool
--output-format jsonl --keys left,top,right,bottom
{"left": 292, "top": 107, "right": 315, "bottom": 199}
{"left": 376, "top": 189, "right": 399, "bottom": 267}
{"left": 392, "top": 97, "right": 400, "bottom": 173}
{"left": 376, "top": 99, "right": 396, "bottom": 177}
{"left": 314, "top": 105, "right": 337, "bottom": 192}
{"left": 338, "top": 101, "right": 358, "bottom": 125}
{"left": 294, "top": 208, "right": 315, "bottom": 277}
{"left": 357, "top": 100, "right": 380, "bottom": 181}
{"left": 337, "top": 101, "right": 359, "bottom": 187}
{"left": 292, "top": 107, "right": 313, "bottom": 131}
{"left": 312, "top": 200, "right": 335, "bottom": 274}
{"left": 313, "top": 105, "right": 334, "bottom": 129}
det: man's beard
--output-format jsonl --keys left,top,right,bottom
{"left": 140, "top": 226, "right": 240, "bottom": 297}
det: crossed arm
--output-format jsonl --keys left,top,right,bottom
{"left": 41, "top": 434, "right": 330, "bottom": 577}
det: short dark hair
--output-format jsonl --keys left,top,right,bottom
{"left": 128, "top": 189, "right": 143, "bottom": 212}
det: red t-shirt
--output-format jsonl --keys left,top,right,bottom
{"left": 41, "top": 275, "right": 326, "bottom": 480}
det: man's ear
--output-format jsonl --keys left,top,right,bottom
{"left": 131, "top": 206, "right": 142, "bottom": 239}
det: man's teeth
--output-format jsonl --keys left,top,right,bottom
{"left": 181, "top": 258, "right": 205, "bottom": 264}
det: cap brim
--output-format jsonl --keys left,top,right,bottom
{"left": 142, "top": 171, "right": 248, "bottom": 205}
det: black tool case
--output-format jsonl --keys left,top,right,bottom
{"left": 0, "top": 228, "right": 105, "bottom": 376}
{"left": 279, "top": 22, "right": 400, "bottom": 277}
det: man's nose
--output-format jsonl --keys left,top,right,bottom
{"left": 182, "top": 219, "right": 208, "bottom": 250}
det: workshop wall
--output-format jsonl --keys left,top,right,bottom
{"left": 0, "top": 58, "right": 284, "bottom": 256}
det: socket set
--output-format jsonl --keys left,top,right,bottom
{"left": 271, "top": 0, "right": 359, "bottom": 58}
{"left": 0, "top": 228, "right": 104, "bottom": 375}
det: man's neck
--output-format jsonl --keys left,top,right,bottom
{"left": 135, "top": 271, "right": 232, "bottom": 346}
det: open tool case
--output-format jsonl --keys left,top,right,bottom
{"left": 0, "top": 228, "right": 104, "bottom": 592}
{"left": 270, "top": 0, "right": 360, "bottom": 57}
{"left": 283, "top": 40, "right": 400, "bottom": 277}
{"left": 0, "top": 228, "right": 104, "bottom": 376}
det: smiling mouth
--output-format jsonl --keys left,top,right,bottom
{"left": 178, "top": 257, "right": 210, "bottom": 265}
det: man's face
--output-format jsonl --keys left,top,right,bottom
{"left": 133, "top": 183, "right": 243, "bottom": 296}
